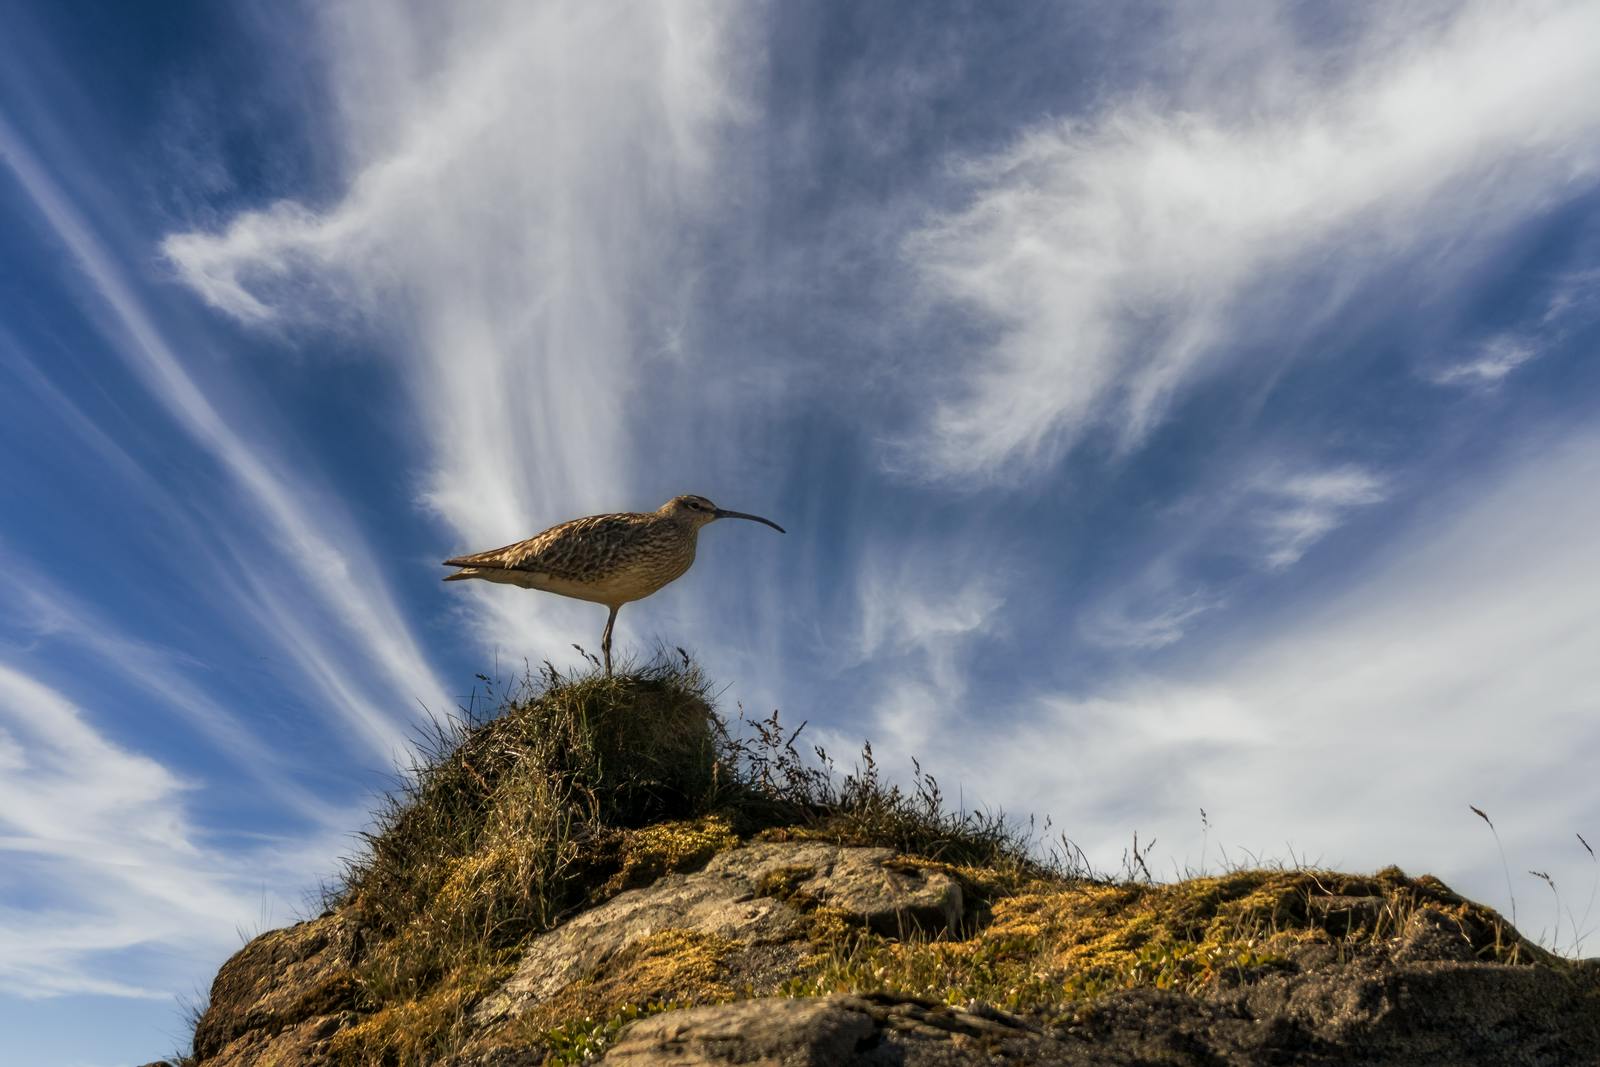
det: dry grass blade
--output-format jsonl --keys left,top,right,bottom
{"left": 1469, "top": 804, "right": 1518, "bottom": 930}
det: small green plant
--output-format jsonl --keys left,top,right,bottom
{"left": 542, "top": 999, "right": 688, "bottom": 1065}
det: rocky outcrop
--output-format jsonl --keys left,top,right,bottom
{"left": 597, "top": 952, "right": 1600, "bottom": 1066}
{"left": 170, "top": 665, "right": 1600, "bottom": 1066}
{"left": 184, "top": 840, "right": 1600, "bottom": 1067}
{"left": 599, "top": 994, "right": 1057, "bottom": 1065}
{"left": 189, "top": 913, "right": 362, "bottom": 1066}
{"left": 1062, "top": 947, "right": 1600, "bottom": 1066}
{"left": 474, "top": 840, "right": 963, "bottom": 1030}
{"left": 185, "top": 841, "right": 966, "bottom": 1065}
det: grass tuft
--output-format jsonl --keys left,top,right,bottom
{"left": 324, "top": 658, "right": 729, "bottom": 1062}
{"left": 313, "top": 655, "right": 1047, "bottom": 1064}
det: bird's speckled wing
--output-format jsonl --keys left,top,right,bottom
{"left": 443, "top": 513, "right": 650, "bottom": 581}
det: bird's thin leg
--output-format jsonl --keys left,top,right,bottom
{"left": 601, "top": 605, "right": 619, "bottom": 675}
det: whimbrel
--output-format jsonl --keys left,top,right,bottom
{"left": 442, "top": 495, "right": 784, "bottom": 673}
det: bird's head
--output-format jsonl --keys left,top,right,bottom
{"left": 660, "top": 494, "right": 785, "bottom": 533}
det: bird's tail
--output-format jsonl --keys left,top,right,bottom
{"left": 442, "top": 568, "right": 480, "bottom": 582}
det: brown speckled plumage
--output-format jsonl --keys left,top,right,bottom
{"left": 442, "top": 495, "right": 784, "bottom": 672}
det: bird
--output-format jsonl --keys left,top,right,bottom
{"left": 442, "top": 495, "right": 784, "bottom": 674}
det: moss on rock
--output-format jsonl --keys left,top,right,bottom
{"left": 785, "top": 866, "right": 1545, "bottom": 1023}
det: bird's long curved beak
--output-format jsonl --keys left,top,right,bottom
{"left": 714, "top": 508, "right": 785, "bottom": 533}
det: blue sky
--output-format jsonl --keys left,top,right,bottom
{"left": 3, "top": 2, "right": 1600, "bottom": 1063}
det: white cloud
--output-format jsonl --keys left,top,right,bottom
{"left": 158, "top": 0, "right": 758, "bottom": 667}
{"left": 1083, "top": 586, "right": 1226, "bottom": 652}
{"left": 857, "top": 560, "right": 1004, "bottom": 663}
{"left": 1425, "top": 270, "right": 1600, "bottom": 389}
{"left": 1081, "top": 461, "right": 1384, "bottom": 651}
{"left": 1539, "top": 269, "right": 1600, "bottom": 329}
{"left": 900, "top": 1, "right": 1600, "bottom": 480}
{"left": 1251, "top": 465, "right": 1386, "bottom": 571}
{"left": 951, "top": 428, "right": 1600, "bottom": 936}
{"left": 0, "top": 115, "right": 449, "bottom": 759}
{"left": 843, "top": 544, "right": 1007, "bottom": 756}
{"left": 1428, "top": 335, "right": 1537, "bottom": 388}
{"left": 0, "top": 563, "right": 343, "bottom": 825}
{"left": 0, "top": 664, "right": 328, "bottom": 999}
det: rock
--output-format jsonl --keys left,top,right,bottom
{"left": 593, "top": 957, "right": 1600, "bottom": 1066}
{"left": 470, "top": 841, "right": 964, "bottom": 1031}
{"left": 189, "top": 913, "right": 361, "bottom": 1066}
{"left": 600, "top": 994, "right": 1058, "bottom": 1066}
{"left": 188, "top": 839, "right": 1600, "bottom": 1067}
{"left": 601, "top": 997, "right": 875, "bottom": 1066}
{"left": 713, "top": 842, "right": 965, "bottom": 936}
{"left": 1067, "top": 955, "right": 1600, "bottom": 1066}
{"left": 1391, "top": 905, "right": 1479, "bottom": 963}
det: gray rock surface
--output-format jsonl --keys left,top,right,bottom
{"left": 471, "top": 841, "right": 964, "bottom": 1030}
{"left": 595, "top": 957, "right": 1600, "bottom": 1066}
{"left": 188, "top": 912, "right": 361, "bottom": 1067}
{"left": 601, "top": 997, "right": 877, "bottom": 1067}
{"left": 598, "top": 993, "right": 1075, "bottom": 1065}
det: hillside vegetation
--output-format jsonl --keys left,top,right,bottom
{"left": 179, "top": 657, "right": 1599, "bottom": 1067}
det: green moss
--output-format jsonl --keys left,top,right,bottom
{"left": 599, "top": 815, "right": 740, "bottom": 897}
{"left": 470, "top": 929, "right": 740, "bottom": 1064}
{"left": 781, "top": 868, "right": 1536, "bottom": 1021}
{"left": 754, "top": 864, "right": 822, "bottom": 906}
{"left": 329, "top": 960, "right": 513, "bottom": 1065}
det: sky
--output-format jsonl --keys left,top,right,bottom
{"left": 2, "top": 1, "right": 1599, "bottom": 1063}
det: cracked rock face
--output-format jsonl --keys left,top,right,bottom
{"left": 602, "top": 997, "right": 876, "bottom": 1067}
{"left": 187, "top": 839, "right": 1600, "bottom": 1067}
{"left": 470, "top": 841, "right": 965, "bottom": 1031}
{"left": 600, "top": 994, "right": 1057, "bottom": 1067}
{"left": 589, "top": 959, "right": 1600, "bottom": 1066}
{"left": 588, "top": 900, "right": 1600, "bottom": 1067}
{"left": 595, "top": 953, "right": 1600, "bottom": 1067}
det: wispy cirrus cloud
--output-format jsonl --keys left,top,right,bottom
{"left": 1081, "top": 460, "right": 1385, "bottom": 651}
{"left": 899, "top": 1, "right": 1600, "bottom": 481}
{"left": 1424, "top": 270, "right": 1600, "bottom": 389}
{"left": 1427, "top": 335, "right": 1536, "bottom": 389}
{"left": 838, "top": 542, "right": 1008, "bottom": 757}
{"left": 160, "top": 0, "right": 760, "bottom": 664}
{"left": 0, "top": 663, "right": 330, "bottom": 999}
{"left": 1251, "top": 465, "right": 1387, "bottom": 572}
{"left": 0, "top": 115, "right": 449, "bottom": 759}
{"left": 0, "top": 560, "right": 343, "bottom": 826}
{"left": 1083, "top": 585, "right": 1227, "bottom": 653}
{"left": 954, "top": 427, "right": 1600, "bottom": 914}
{"left": 857, "top": 559, "right": 1005, "bottom": 665}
